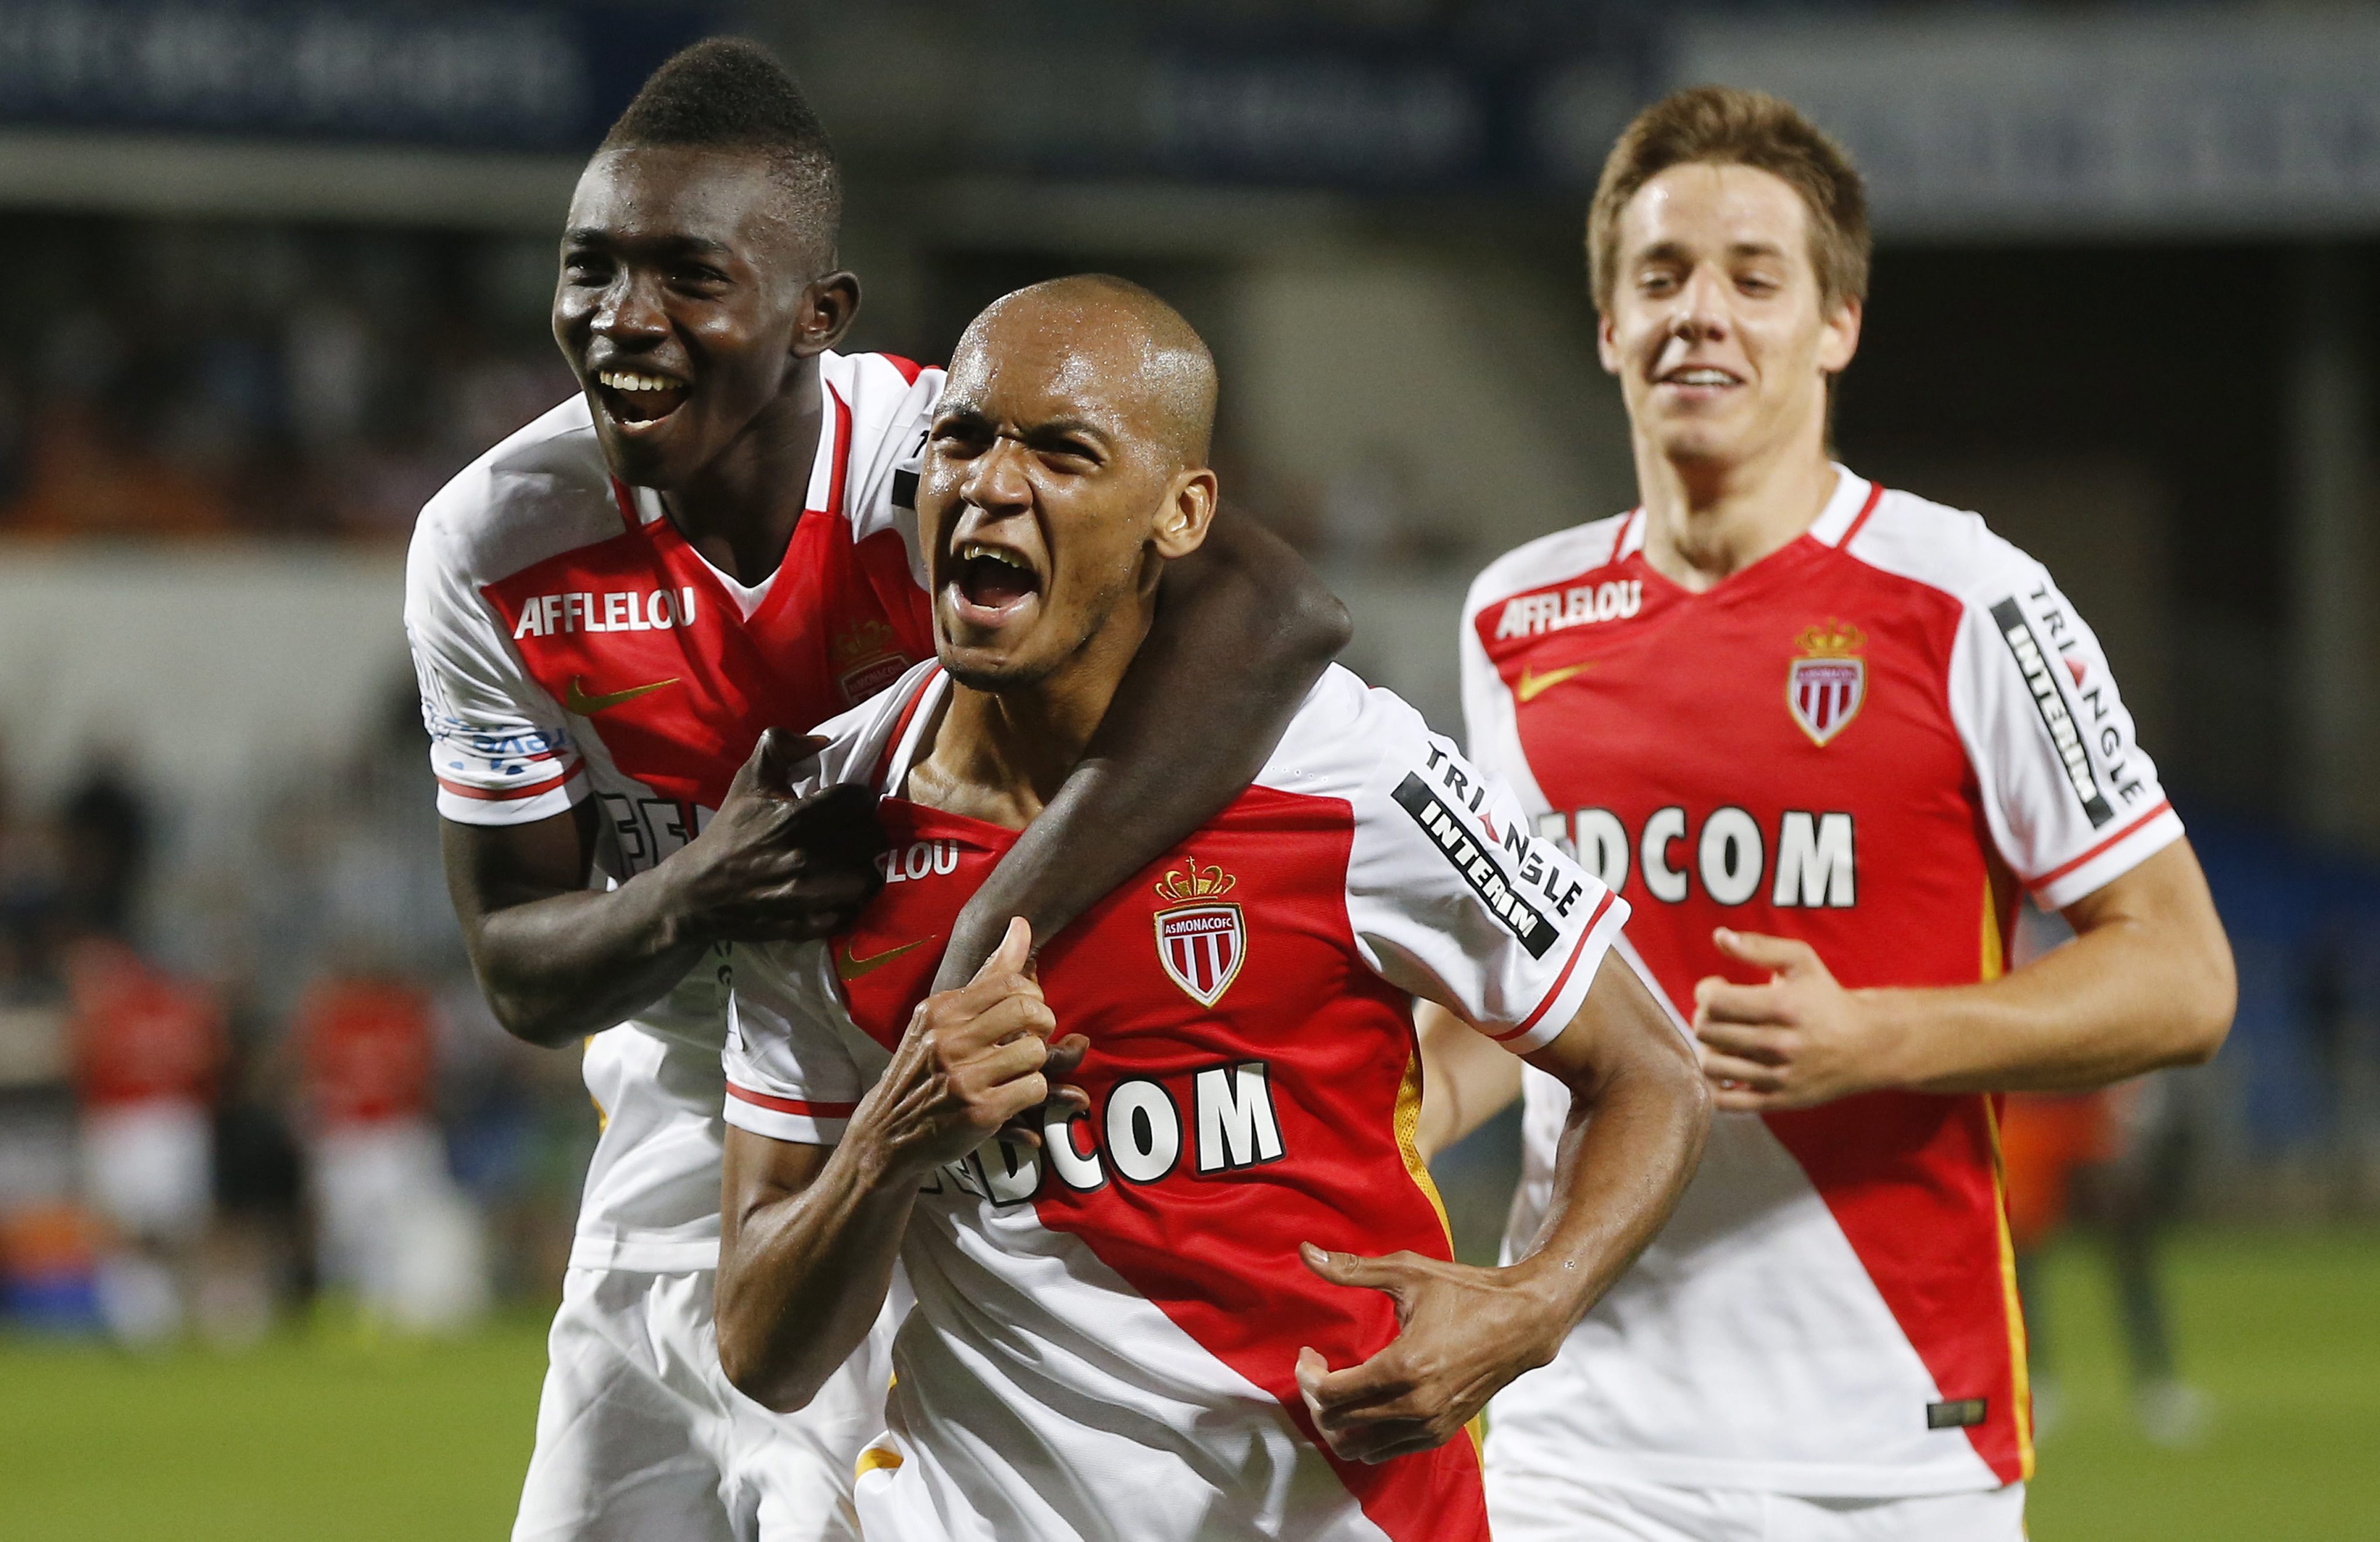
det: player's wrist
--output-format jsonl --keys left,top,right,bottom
{"left": 838, "top": 1101, "right": 935, "bottom": 1195}
{"left": 1845, "top": 987, "right": 1922, "bottom": 1090}
{"left": 636, "top": 853, "right": 718, "bottom": 952}
{"left": 1484, "top": 1255, "right": 1593, "bottom": 1365}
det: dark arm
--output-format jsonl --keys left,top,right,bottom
{"left": 441, "top": 731, "right": 886, "bottom": 1048}
{"left": 931, "top": 509, "right": 1348, "bottom": 989}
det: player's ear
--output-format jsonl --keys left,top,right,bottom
{"left": 1817, "top": 292, "right": 1861, "bottom": 375}
{"left": 1595, "top": 307, "right": 1622, "bottom": 376}
{"left": 793, "top": 270, "right": 861, "bottom": 359}
{"left": 1150, "top": 467, "right": 1218, "bottom": 560}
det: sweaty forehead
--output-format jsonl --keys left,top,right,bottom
{"left": 1623, "top": 163, "right": 1811, "bottom": 257}
{"left": 568, "top": 148, "right": 795, "bottom": 253}
{"left": 945, "top": 303, "right": 1177, "bottom": 440}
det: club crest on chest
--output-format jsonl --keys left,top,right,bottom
{"left": 1787, "top": 618, "right": 1866, "bottom": 747}
{"left": 1152, "top": 857, "right": 1245, "bottom": 1009}
{"left": 832, "top": 618, "right": 912, "bottom": 704}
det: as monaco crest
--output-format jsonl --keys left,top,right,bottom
{"left": 1152, "top": 857, "right": 1245, "bottom": 1008}
{"left": 1787, "top": 619, "right": 1866, "bottom": 747}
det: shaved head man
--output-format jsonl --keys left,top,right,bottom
{"left": 711, "top": 280, "right": 1707, "bottom": 1542}
{"left": 926, "top": 276, "right": 1221, "bottom": 697}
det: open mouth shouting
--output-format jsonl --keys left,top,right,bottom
{"left": 945, "top": 538, "right": 1044, "bottom": 633}
{"left": 594, "top": 367, "right": 691, "bottom": 432}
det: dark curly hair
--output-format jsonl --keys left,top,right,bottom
{"left": 601, "top": 37, "right": 840, "bottom": 266}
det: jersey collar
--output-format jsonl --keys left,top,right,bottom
{"left": 873, "top": 667, "right": 952, "bottom": 794}
{"left": 1806, "top": 463, "right": 1879, "bottom": 548}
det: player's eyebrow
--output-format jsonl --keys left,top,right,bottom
{"left": 561, "top": 228, "right": 734, "bottom": 259}
{"left": 1634, "top": 237, "right": 1790, "bottom": 266}
{"left": 1022, "top": 416, "right": 1113, "bottom": 453}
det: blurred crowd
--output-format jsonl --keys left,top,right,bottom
{"left": 0, "top": 694, "right": 593, "bottom": 1347}
{"left": 0, "top": 216, "right": 571, "bottom": 543}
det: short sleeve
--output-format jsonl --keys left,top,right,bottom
{"left": 1345, "top": 696, "right": 1630, "bottom": 1056}
{"left": 1954, "top": 568, "right": 2183, "bottom": 911}
{"left": 404, "top": 518, "right": 586, "bottom": 826}
{"left": 841, "top": 357, "right": 945, "bottom": 593}
{"left": 723, "top": 944, "right": 868, "bottom": 1146}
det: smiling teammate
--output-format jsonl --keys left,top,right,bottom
{"left": 711, "top": 277, "right": 1709, "bottom": 1542}
{"left": 1420, "top": 88, "right": 2236, "bottom": 1539}
{"left": 405, "top": 42, "right": 1346, "bottom": 1542}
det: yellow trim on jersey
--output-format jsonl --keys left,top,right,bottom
{"left": 1393, "top": 1046, "right": 1454, "bottom": 1248}
{"left": 1981, "top": 871, "right": 2007, "bottom": 984}
{"left": 1983, "top": 1096, "right": 2037, "bottom": 1480}
{"left": 1394, "top": 1044, "right": 1486, "bottom": 1449}
{"left": 585, "top": 1037, "right": 608, "bottom": 1133}
{"left": 856, "top": 1444, "right": 904, "bottom": 1478}
{"left": 1977, "top": 873, "right": 2035, "bottom": 1477}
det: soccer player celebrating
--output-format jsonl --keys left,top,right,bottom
{"left": 1421, "top": 88, "right": 2236, "bottom": 1539}
{"left": 712, "top": 276, "right": 1710, "bottom": 1542}
{"left": 406, "top": 42, "right": 1347, "bottom": 1542}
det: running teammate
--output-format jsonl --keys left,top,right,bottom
{"left": 406, "top": 42, "right": 1347, "bottom": 1542}
{"left": 712, "top": 276, "right": 1709, "bottom": 1542}
{"left": 1420, "top": 88, "right": 2236, "bottom": 1540}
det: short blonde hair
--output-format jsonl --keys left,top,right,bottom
{"left": 1588, "top": 85, "right": 1870, "bottom": 314}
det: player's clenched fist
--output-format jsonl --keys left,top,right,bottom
{"left": 848, "top": 918, "right": 1088, "bottom": 1186}
{"left": 661, "top": 728, "right": 890, "bottom": 944}
{"left": 1691, "top": 927, "right": 1890, "bottom": 1111}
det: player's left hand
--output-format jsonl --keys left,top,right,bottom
{"left": 1292, "top": 1242, "right": 1558, "bottom": 1465}
{"left": 1691, "top": 928, "right": 1894, "bottom": 1111}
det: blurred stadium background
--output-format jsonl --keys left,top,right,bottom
{"left": 0, "top": 1, "right": 2375, "bottom": 1537}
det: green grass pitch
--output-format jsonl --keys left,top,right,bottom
{"left": 1, "top": 1229, "right": 2374, "bottom": 1539}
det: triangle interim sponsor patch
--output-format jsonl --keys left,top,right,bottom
{"left": 1787, "top": 618, "right": 1866, "bottom": 746}
{"left": 1152, "top": 857, "right": 1245, "bottom": 1008}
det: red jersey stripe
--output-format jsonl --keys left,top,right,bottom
{"left": 1489, "top": 888, "right": 1615, "bottom": 1042}
{"left": 1834, "top": 480, "right": 1886, "bottom": 548}
{"left": 2026, "top": 797, "right": 2175, "bottom": 893}
{"left": 436, "top": 764, "right": 580, "bottom": 802}
{"left": 727, "top": 1083, "right": 858, "bottom": 1119}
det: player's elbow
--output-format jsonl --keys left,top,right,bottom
{"left": 1586, "top": 1012, "right": 1712, "bottom": 1141}
{"left": 1663, "top": 1036, "right": 1717, "bottom": 1136}
{"left": 483, "top": 987, "right": 593, "bottom": 1051}
{"left": 1284, "top": 581, "right": 1354, "bottom": 667}
{"left": 714, "top": 1306, "right": 822, "bottom": 1415}
{"left": 2165, "top": 941, "right": 2236, "bottom": 1068}
{"left": 1209, "top": 518, "right": 1350, "bottom": 669}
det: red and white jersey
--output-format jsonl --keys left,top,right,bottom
{"left": 403, "top": 350, "right": 940, "bottom": 1272}
{"left": 295, "top": 976, "right": 436, "bottom": 1131}
{"left": 1461, "top": 467, "right": 2182, "bottom": 1497}
{"left": 725, "top": 663, "right": 1630, "bottom": 1542}
{"left": 68, "top": 942, "right": 225, "bottom": 1111}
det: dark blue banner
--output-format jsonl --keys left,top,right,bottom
{"left": 0, "top": 1, "right": 718, "bottom": 151}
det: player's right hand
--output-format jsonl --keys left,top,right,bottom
{"left": 664, "top": 728, "right": 890, "bottom": 944}
{"left": 850, "top": 918, "right": 1087, "bottom": 1187}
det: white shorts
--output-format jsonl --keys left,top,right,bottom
{"left": 512, "top": 1265, "right": 894, "bottom": 1542}
{"left": 82, "top": 1100, "right": 212, "bottom": 1241}
{"left": 1486, "top": 1469, "right": 2026, "bottom": 1542}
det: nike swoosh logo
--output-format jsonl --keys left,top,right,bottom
{"left": 837, "top": 936, "right": 933, "bottom": 982}
{"left": 565, "top": 675, "right": 679, "bottom": 714}
{"left": 1515, "top": 662, "right": 1594, "bottom": 704}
